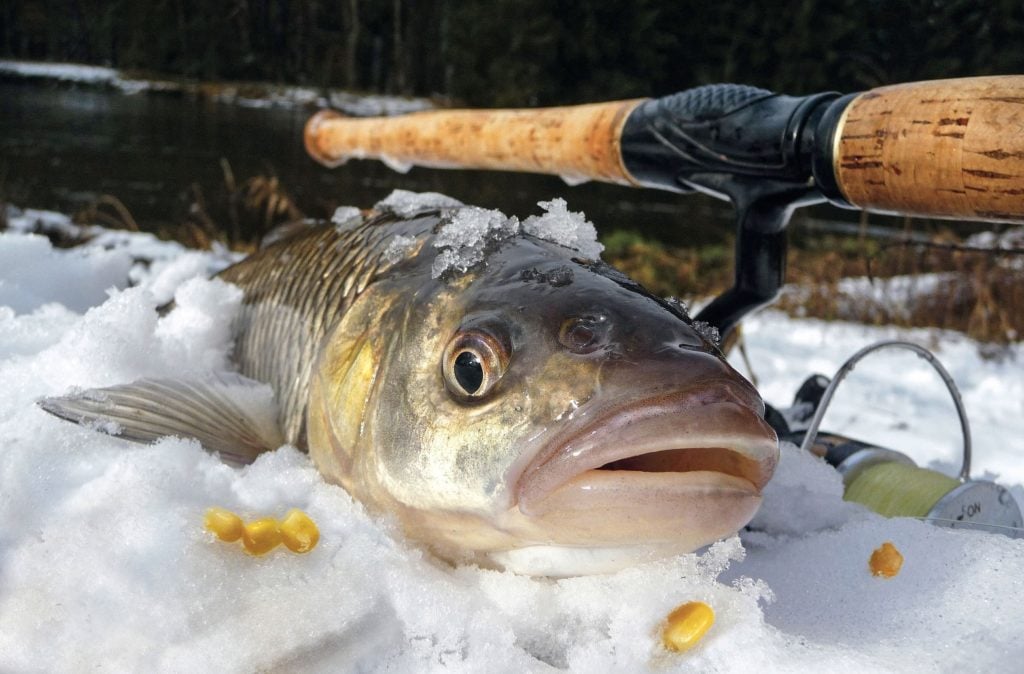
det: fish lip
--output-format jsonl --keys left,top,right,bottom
{"left": 513, "top": 379, "right": 779, "bottom": 515}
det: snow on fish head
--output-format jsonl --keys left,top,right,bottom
{"left": 306, "top": 226, "right": 778, "bottom": 577}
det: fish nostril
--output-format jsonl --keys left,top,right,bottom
{"left": 559, "top": 316, "right": 608, "bottom": 354}
{"left": 566, "top": 325, "right": 595, "bottom": 348}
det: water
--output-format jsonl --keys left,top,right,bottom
{"left": 0, "top": 80, "right": 736, "bottom": 245}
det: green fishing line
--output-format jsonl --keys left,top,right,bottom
{"left": 845, "top": 462, "right": 959, "bottom": 518}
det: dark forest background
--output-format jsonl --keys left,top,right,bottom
{"left": 1, "top": 0, "right": 1022, "bottom": 105}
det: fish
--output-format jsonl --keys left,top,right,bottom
{"left": 40, "top": 194, "right": 779, "bottom": 576}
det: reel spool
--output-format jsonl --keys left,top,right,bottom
{"left": 807, "top": 432, "right": 1022, "bottom": 535}
{"left": 777, "top": 341, "right": 1023, "bottom": 536}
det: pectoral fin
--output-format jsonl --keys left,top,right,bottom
{"left": 38, "top": 373, "right": 285, "bottom": 465}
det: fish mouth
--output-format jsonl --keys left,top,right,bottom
{"left": 512, "top": 381, "right": 778, "bottom": 544}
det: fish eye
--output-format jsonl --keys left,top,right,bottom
{"left": 442, "top": 330, "right": 509, "bottom": 401}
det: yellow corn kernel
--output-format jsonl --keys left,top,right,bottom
{"left": 279, "top": 509, "right": 320, "bottom": 554}
{"left": 661, "top": 601, "right": 715, "bottom": 653}
{"left": 205, "top": 507, "right": 244, "bottom": 542}
{"left": 242, "top": 517, "right": 282, "bottom": 555}
{"left": 869, "top": 541, "right": 904, "bottom": 578}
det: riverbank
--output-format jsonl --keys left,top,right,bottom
{"left": 0, "top": 59, "right": 435, "bottom": 116}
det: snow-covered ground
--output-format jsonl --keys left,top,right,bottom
{"left": 1, "top": 204, "right": 1023, "bottom": 672}
{"left": 0, "top": 59, "right": 434, "bottom": 116}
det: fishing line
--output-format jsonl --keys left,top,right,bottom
{"left": 845, "top": 462, "right": 959, "bottom": 518}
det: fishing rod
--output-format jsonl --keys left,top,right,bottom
{"left": 303, "top": 76, "right": 1024, "bottom": 534}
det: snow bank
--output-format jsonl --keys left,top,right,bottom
{"left": 1, "top": 208, "right": 1023, "bottom": 672}
{"left": 0, "top": 59, "right": 120, "bottom": 84}
{"left": 5, "top": 206, "right": 241, "bottom": 305}
{"left": 0, "top": 59, "right": 434, "bottom": 115}
{"left": 0, "top": 232, "right": 133, "bottom": 313}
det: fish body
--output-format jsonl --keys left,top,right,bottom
{"left": 43, "top": 198, "right": 779, "bottom": 576}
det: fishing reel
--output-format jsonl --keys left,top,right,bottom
{"left": 766, "top": 341, "right": 1023, "bottom": 535}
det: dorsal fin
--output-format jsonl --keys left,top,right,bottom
{"left": 38, "top": 373, "right": 284, "bottom": 465}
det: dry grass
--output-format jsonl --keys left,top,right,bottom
{"left": 601, "top": 225, "right": 1024, "bottom": 347}
{"left": 74, "top": 194, "right": 140, "bottom": 232}
{"left": 170, "top": 159, "right": 303, "bottom": 252}
{"left": 600, "top": 229, "right": 734, "bottom": 299}
{"left": 2, "top": 160, "right": 303, "bottom": 254}
{"left": 778, "top": 233, "right": 1024, "bottom": 345}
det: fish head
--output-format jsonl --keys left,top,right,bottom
{"left": 307, "top": 234, "right": 778, "bottom": 576}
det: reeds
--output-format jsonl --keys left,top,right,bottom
{"left": 178, "top": 159, "right": 303, "bottom": 251}
{"left": 777, "top": 232, "right": 1024, "bottom": 345}
{"left": 599, "top": 225, "right": 1024, "bottom": 347}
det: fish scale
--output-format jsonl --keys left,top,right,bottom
{"left": 218, "top": 211, "right": 437, "bottom": 445}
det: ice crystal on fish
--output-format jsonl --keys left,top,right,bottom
{"left": 692, "top": 320, "right": 721, "bottom": 347}
{"left": 428, "top": 196, "right": 603, "bottom": 279}
{"left": 522, "top": 198, "right": 603, "bottom": 260}
{"left": 664, "top": 296, "right": 690, "bottom": 319}
{"left": 431, "top": 207, "right": 520, "bottom": 278}
{"left": 330, "top": 206, "right": 362, "bottom": 229}
{"left": 383, "top": 234, "right": 420, "bottom": 264}
{"left": 375, "top": 189, "right": 464, "bottom": 218}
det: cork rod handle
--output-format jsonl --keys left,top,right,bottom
{"left": 833, "top": 76, "right": 1024, "bottom": 223}
{"left": 304, "top": 100, "right": 645, "bottom": 186}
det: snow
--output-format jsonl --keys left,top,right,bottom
{"left": 0, "top": 59, "right": 434, "bottom": 115}
{"left": 2, "top": 208, "right": 1024, "bottom": 672}
{"left": 4, "top": 206, "right": 241, "bottom": 305}
{"left": 431, "top": 206, "right": 520, "bottom": 278}
{"left": 521, "top": 198, "right": 604, "bottom": 260}
{"left": 384, "top": 235, "right": 421, "bottom": 264}
{"left": 429, "top": 197, "right": 605, "bottom": 278}
{"left": 967, "top": 227, "right": 1024, "bottom": 271}
{"left": 0, "top": 59, "right": 171, "bottom": 94}
{"left": 967, "top": 226, "right": 1024, "bottom": 252}
{"left": 0, "top": 232, "right": 133, "bottom": 313}
{"left": 375, "top": 189, "right": 465, "bottom": 218}
{"left": 330, "top": 206, "right": 363, "bottom": 231}
{"left": 0, "top": 59, "right": 119, "bottom": 83}
{"left": 327, "top": 91, "right": 434, "bottom": 117}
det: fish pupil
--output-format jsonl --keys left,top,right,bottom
{"left": 454, "top": 351, "right": 484, "bottom": 393}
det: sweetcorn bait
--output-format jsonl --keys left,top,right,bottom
{"left": 869, "top": 541, "right": 904, "bottom": 578}
{"left": 204, "top": 507, "right": 319, "bottom": 555}
{"left": 280, "top": 509, "right": 320, "bottom": 553}
{"left": 243, "top": 517, "right": 283, "bottom": 555}
{"left": 661, "top": 601, "right": 715, "bottom": 653}
{"left": 204, "top": 507, "right": 244, "bottom": 542}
